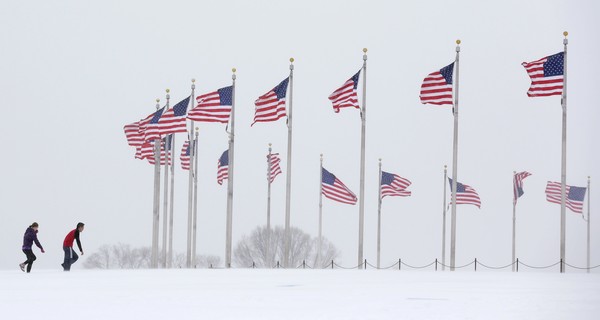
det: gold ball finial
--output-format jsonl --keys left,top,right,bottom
{"left": 290, "top": 57, "right": 294, "bottom": 63}
{"left": 232, "top": 68, "right": 236, "bottom": 73}
{"left": 363, "top": 48, "right": 368, "bottom": 53}
{"left": 191, "top": 78, "right": 195, "bottom": 83}
{"left": 195, "top": 127, "right": 199, "bottom": 131}
{"left": 456, "top": 39, "right": 461, "bottom": 45}
{"left": 378, "top": 158, "right": 382, "bottom": 161}
{"left": 320, "top": 153, "right": 323, "bottom": 157}
{"left": 563, "top": 31, "right": 568, "bottom": 37}
{"left": 444, "top": 165, "right": 447, "bottom": 169}
{"left": 166, "top": 88, "right": 170, "bottom": 93}
{"left": 268, "top": 143, "right": 272, "bottom": 147}
{"left": 156, "top": 98, "right": 160, "bottom": 102}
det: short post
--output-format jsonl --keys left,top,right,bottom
{"left": 474, "top": 258, "right": 477, "bottom": 272}
{"left": 516, "top": 258, "right": 519, "bottom": 272}
{"left": 399, "top": 259, "right": 401, "bottom": 271}
{"left": 303, "top": 260, "right": 306, "bottom": 269}
{"left": 252, "top": 261, "right": 255, "bottom": 269}
{"left": 435, "top": 259, "right": 438, "bottom": 271}
{"left": 210, "top": 264, "right": 213, "bottom": 269}
{"left": 331, "top": 260, "right": 334, "bottom": 269}
{"left": 277, "top": 261, "right": 280, "bottom": 269}
{"left": 364, "top": 259, "right": 367, "bottom": 270}
{"left": 560, "top": 258, "right": 563, "bottom": 273}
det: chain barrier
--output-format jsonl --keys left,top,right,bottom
{"left": 438, "top": 260, "right": 475, "bottom": 269}
{"left": 333, "top": 261, "right": 364, "bottom": 270}
{"left": 477, "top": 261, "right": 516, "bottom": 270}
{"left": 400, "top": 260, "right": 437, "bottom": 269}
{"left": 564, "top": 262, "right": 600, "bottom": 270}
{"left": 518, "top": 260, "right": 561, "bottom": 269}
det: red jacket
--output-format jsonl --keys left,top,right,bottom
{"left": 63, "top": 229, "right": 82, "bottom": 251}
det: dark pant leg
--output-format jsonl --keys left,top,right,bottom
{"left": 70, "top": 250, "right": 79, "bottom": 266}
{"left": 63, "top": 247, "right": 72, "bottom": 271}
{"left": 22, "top": 249, "right": 36, "bottom": 273}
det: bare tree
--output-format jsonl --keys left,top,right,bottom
{"left": 83, "top": 244, "right": 112, "bottom": 269}
{"left": 233, "top": 225, "right": 339, "bottom": 268}
{"left": 84, "top": 244, "right": 215, "bottom": 269}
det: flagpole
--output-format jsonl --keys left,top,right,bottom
{"left": 151, "top": 98, "right": 161, "bottom": 269}
{"left": 450, "top": 40, "right": 461, "bottom": 271}
{"left": 225, "top": 68, "right": 236, "bottom": 268}
{"left": 560, "top": 31, "right": 568, "bottom": 273}
{"left": 512, "top": 171, "right": 517, "bottom": 272}
{"left": 358, "top": 48, "right": 368, "bottom": 269}
{"left": 186, "top": 79, "right": 195, "bottom": 268}
{"left": 161, "top": 90, "right": 171, "bottom": 269}
{"left": 442, "top": 165, "right": 447, "bottom": 271}
{"left": 168, "top": 133, "right": 175, "bottom": 268}
{"left": 266, "top": 143, "right": 272, "bottom": 267}
{"left": 284, "top": 58, "right": 294, "bottom": 268}
{"left": 192, "top": 127, "right": 199, "bottom": 267}
{"left": 587, "top": 175, "right": 591, "bottom": 273}
{"left": 377, "top": 158, "right": 382, "bottom": 269}
{"left": 318, "top": 154, "right": 323, "bottom": 267}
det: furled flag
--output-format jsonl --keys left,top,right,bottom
{"left": 545, "top": 181, "right": 586, "bottom": 214}
{"left": 267, "top": 153, "right": 282, "bottom": 183}
{"left": 419, "top": 62, "right": 454, "bottom": 105}
{"left": 448, "top": 178, "right": 481, "bottom": 208}
{"left": 124, "top": 121, "right": 143, "bottom": 148}
{"left": 143, "top": 107, "right": 166, "bottom": 142}
{"left": 188, "top": 86, "right": 233, "bottom": 123}
{"left": 156, "top": 96, "right": 191, "bottom": 136}
{"left": 181, "top": 140, "right": 192, "bottom": 171}
{"left": 321, "top": 168, "right": 357, "bottom": 205}
{"left": 522, "top": 52, "right": 564, "bottom": 97}
{"left": 380, "top": 171, "right": 412, "bottom": 199}
{"left": 513, "top": 171, "right": 532, "bottom": 204}
{"left": 217, "top": 150, "right": 229, "bottom": 185}
{"left": 328, "top": 70, "right": 360, "bottom": 113}
{"left": 253, "top": 78, "right": 289, "bottom": 125}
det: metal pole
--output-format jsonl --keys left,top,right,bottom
{"left": 161, "top": 90, "right": 170, "bottom": 269}
{"left": 266, "top": 143, "right": 272, "bottom": 267}
{"left": 512, "top": 171, "right": 517, "bottom": 272}
{"left": 587, "top": 176, "right": 591, "bottom": 273}
{"left": 560, "top": 31, "right": 568, "bottom": 273}
{"left": 186, "top": 80, "right": 196, "bottom": 268}
{"left": 450, "top": 40, "right": 461, "bottom": 271}
{"left": 318, "top": 154, "right": 323, "bottom": 267}
{"left": 168, "top": 133, "right": 175, "bottom": 268}
{"left": 151, "top": 99, "right": 161, "bottom": 269}
{"left": 358, "top": 48, "right": 367, "bottom": 269}
{"left": 284, "top": 58, "right": 294, "bottom": 268}
{"left": 225, "top": 68, "right": 236, "bottom": 268}
{"left": 192, "top": 128, "right": 199, "bottom": 267}
{"left": 442, "top": 165, "right": 447, "bottom": 271}
{"left": 377, "top": 158, "right": 382, "bottom": 269}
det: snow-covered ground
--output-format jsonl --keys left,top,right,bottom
{"left": 1, "top": 269, "right": 599, "bottom": 319}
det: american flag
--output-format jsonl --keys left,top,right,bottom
{"left": 380, "top": 171, "right": 412, "bottom": 199}
{"left": 448, "top": 178, "right": 481, "bottom": 208}
{"left": 124, "top": 121, "right": 143, "bottom": 148}
{"left": 522, "top": 52, "right": 564, "bottom": 97}
{"left": 321, "top": 168, "right": 357, "bottom": 205}
{"left": 188, "top": 86, "right": 233, "bottom": 123}
{"left": 513, "top": 171, "right": 532, "bottom": 204}
{"left": 253, "top": 78, "right": 289, "bottom": 125}
{"left": 328, "top": 70, "right": 360, "bottom": 113}
{"left": 143, "top": 107, "right": 166, "bottom": 142}
{"left": 419, "top": 62, "right": 454, "bottom": 105}
{"left": 545, "top": 181, "right": 586, "bottom": 214}
{"left": 155, "top": 96, "right": 191, "bottom": 136}
{"left": 137, "top": 137, "right": 172, "bottom": 165}
{"left": 267, "top": 153, "right": 282, "bottom": 183}
{"left": 217, "top": 150, "right": 229, "bottom": 185}
{"left": 180, "top": 140, "right": 192, "bottom": 171}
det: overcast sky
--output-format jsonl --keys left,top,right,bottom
{"left": 1, "top": 0, "right": 598, "bottom": 270}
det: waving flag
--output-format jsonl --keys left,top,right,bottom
{"left": 217, "top": 150, "right": 229, "bottom": 185}
{"left": 513, "top": 171, "right": 532, "bottom": 204}
{"left": 253, "top": 78, "right": 289, "bottom": 125}
{"left": 181, "top": 140, "right": 192, "bottom": 170}
{"left": 137, "top": 137, "right": 172, "bottom": 165}
{"left": 328, "top": 70, "right": 360, "bottom": 112}
{"left": 267, "top": 153, "right": 282, "bottom": 183}
{"left": 143, "top": 107, "right": 166, "bottom": 142}
{"left": 522, "top": 52, "right": 564, "bottom": 97}
{"left": 420, "top": 62, "right": 454, "bottom": 105}
{"left": 124, "top": 121, "right": 143, "bottom": 147}
{"left": 188, "top": 86, "right": 233, "bottom": 123}
{"left": 321, "top": 168, "right": 357, "bottom": 205}
{"left": 156, "top": 96, "right": 191, "bottom": 136}
{"left": 448, "top": 178, "right": 481, "bottom": 208}
{"left": 545, "top": 181, "right": 586, "bottom": 214}
{"left": 380, "top": 171, "right": 411, "bottom": 199}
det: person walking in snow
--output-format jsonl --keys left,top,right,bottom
{"left": 20, "top": 222, "right": 45, "bottom": 273}
{"left": 62, "top": 222, "right": 85, "bottom": 271}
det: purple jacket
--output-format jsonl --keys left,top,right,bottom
{"left": 22, "top": 227, "right": 43, "bottom": 251}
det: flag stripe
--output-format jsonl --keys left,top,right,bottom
{"left": 545, "top": 181, "right": 586, "bottom": 214}
{"left": 322, "top": 168, "right": 357, "bottom": 205}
